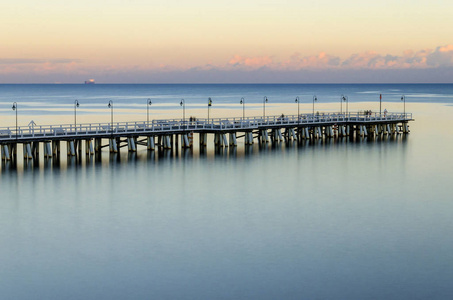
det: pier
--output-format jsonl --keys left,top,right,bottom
{"left": 0, "top": 112, "right": 413, "bottom": 162}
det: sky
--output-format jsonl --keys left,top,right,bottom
{"left": 1, "top": 0, "right": 453, "bottom": 83}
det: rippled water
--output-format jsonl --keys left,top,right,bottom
{"left": 1, "top": 84, "right": 453, "bottom": 299}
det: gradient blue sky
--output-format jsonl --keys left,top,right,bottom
{"left": 1, "top": 0, "right": 452, "bottom": 83}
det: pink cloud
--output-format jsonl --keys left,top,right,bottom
{"left": 1, "top": 45, "right": 453, "bottom": 82}
{"left": 225, "top": 45, "right": 453, "bottom": 71}
{"left": 294, "top": 52, "right": 341, "bottom": 69}
{"left": 0, "top": 58, "right": 81, "bottom": 74}
{"left": 426, "top": 45, "right": 453, "bottom": 67}
{"left": 228, "top": 55, "right": 274, "bottom": 68}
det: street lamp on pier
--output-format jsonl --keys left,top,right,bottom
{"left": 401, "top": 95, "right": 406, "bottom": 117}
{"left": 341, "top": 95, "right": 348, "bottom": 117}
{"left": 208, "top": 97, "right": 212, "bottom": 122}
{"left": 240, "top": 97, "right": 245, "bottom": 120}
{"left": 108, "top": 100, "right": 113, "bottom": 133}
{"left": 263, "top": 96, "right": 268, "bottom": 119}
{"left": 147, "top": 98, "right": 152, "bottom": 126}
{"left": 312, "top": 95, "right": 317, "bottom": 116}
{"left": 295, "top": 96, "right": 300, "bottom": 125}
{"left": 12, "top": 102, "right": 17, "bottom": 140}
{"left": 180, "top": 99, "right": 185, "bottom": 129}
{"left": 74, "top": 99, "right": 79, "bottom": 130}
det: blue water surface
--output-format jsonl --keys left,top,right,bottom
{"left": 1, "top": 84, "right": 453, "bottom": 299}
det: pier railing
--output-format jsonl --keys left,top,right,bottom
{"left": 0, "top": 112, "right": 412, "bottom": 142}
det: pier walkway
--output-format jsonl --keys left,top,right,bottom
{"left": 1, "top": 112, "right": 413, "bottom": 161}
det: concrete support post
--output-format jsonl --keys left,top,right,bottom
{"left": 86, "top": 139, "right": 94, "bottom": 155}
{"left": 147, "top": 136, "right": 155, "bottom": 150}
{"left": 340, "top": 126, "right": 345, "bottom": 137}
{"left": 2, "top": 144, "right": 10, "bottom": 161}
{"left": 23, "top": 143, "right": 33, "bottom": 159}
{"left": 277, "top": 129, "right": 283, "bottom": 142}
{"left": 52, "top": 141, "right": 60, "bottom": 156}
{"left": 68, "top": 141, "right": 76, "bottom": 156}
{"left": 44, "top": 142, "right": 52, "bottom": 158}
{"left": 229, "top": 133, "right": 237, "bottom": 146}
{"left": 32, "top": 142, "right": 39, "bottom": 158}
{"left": 391, "top": 124, "right": 397, "bottom": 134}
{"left": 222, "top": 134, "right": 228, "bottom": 147}
{"left": 314, "top": 127, "right": 319, "bottom": 138}
{"left": 216, "top": 134, "right": 224, "bottom": 147}
{"left": 94, "top": 138, "right": 101, "bottom": 152}
{"left": 109, "top": 138, "right": 118, "bottom": 153}
{"left": 157, "top": 136, "right": 162, "bottom": 148}
{"left": 403, "top": 123, "right": 409, "bottom": 133}
{"left": 182, "top": 134, "right": 190, "bottom": 148}
{"left": 260, "top": 130, "right": 269, "bottom": 143}
{"left": 200, "top": 133, "right": 207, "bottom": 147}
{"left": 162, "top": 135, "right": 167, "bottom": 148}
{"left": 128, "top": 137, "right": 137, "bottom": 152}
{"left": 244, "top": 132, "right": 253, "bottom": 145}
{"left": 290, "top": 128, "right": 297, "bottom": 140}
{"left": 303, "top": 127, "right": 308, "bottom": 139}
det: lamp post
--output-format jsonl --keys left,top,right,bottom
{"left": 108, "top": 100, "right": 113, "bottom": 133}
{"left": 379, "top": 94, "right": 382, "bottom": 115}
{"left": 341, "top": 95, "right": 348, "bottom": 117}
{"left": 208, "top": 97, "right": 212, "bottom": 123}
{"left": 401, "top": 95, "right": 406, "bottom": 117}
{"left": 295, "top": 96, "right": 300, "bottom": 125}
{"left": 313, "top": 95, "right": 317, "bottom": 116}
{"left": 12, "top": 102, "right": 17, "bottom": 140}
{"left": 240, "top": 97, "right": 245, "bottom": 120}
{"left": 180, "top": 99, "right": 185, "bottom": 129}
{"left": 147, "top": 98, "right": 152, "bottom": 126}
{"left": 74, "top": 99, "right": 79, "bottom": 130}
{"left": 263, "top": 96, "right": 268, "bottom": 119}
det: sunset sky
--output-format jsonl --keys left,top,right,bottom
{"left": 1, "top": 0, "right": 452, "bottom": 83}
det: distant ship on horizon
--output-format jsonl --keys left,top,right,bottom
{"left": 84, "top": 79, "right": 95, "bottom": 84}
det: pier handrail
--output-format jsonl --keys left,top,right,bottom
{"left": 0, "top": 112, "right": 412, "bottom": 142}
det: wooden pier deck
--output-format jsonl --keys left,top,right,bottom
{"left": 0, "top": 112, "right": 413, "bottom": 161}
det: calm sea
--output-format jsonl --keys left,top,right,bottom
{"left": 1, "top": 84, "right": 453, "bottom": 299}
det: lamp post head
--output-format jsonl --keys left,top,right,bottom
{"left": 264, "top": 96, "right": 268, "bottom": 103}
{"left": 12, "top": 102, "right": 17, "bottom": 111}
{"left": 295, "top": 96, "right": 299, "bottom": 103}
{"left": 180, "top": 99, "right": 184, "bottom": 106}
{"left": 401, "top": 95, "right": 405, "bottom": 101}
{"left": 75, "top": 99, "right": 79, "bottom": 107}
{"left": 148, "top": 98, "right": 152, "bottom": 106}
{"left": 108, "top": 100, "right": 113, "bottom": 108}
{"left": 240, "top": 97, "right": 244, "bottom": 104}
{"left": 208, "top": 97, "right": 212, "bottom": 107}
{"left": 313, "top": 96, "right": 317, "bottom": 102}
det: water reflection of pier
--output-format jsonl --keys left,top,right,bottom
{"left": 0, "top": 112, "right": 412, "bottom": 163}
{"left": 1, "top": 133, "right": 408, "bottom": 172}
